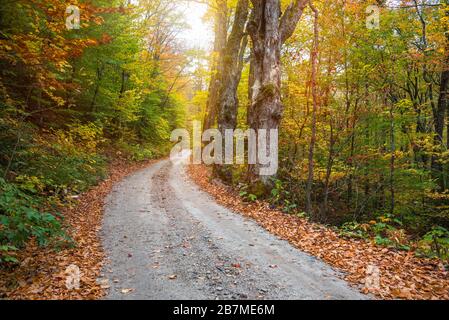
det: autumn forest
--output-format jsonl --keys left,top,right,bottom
{"left": 1, "top": 0, "right": 449, "bottom": 301}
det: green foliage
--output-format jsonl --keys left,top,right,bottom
{"left": 417, "top": 227, "right": 449, "bottom": 263}
{"left": 0, "top": 178, "right": 66, "bottom": 263}
{"left": 269, "top": 179, "right": 298, "bottom": 213}
{"left": 339, "top": 221, "right": 370, "bottom": 239}
{"left": 238, "top": 183, "right": 258, "bottom": 202}
{"left": 239, "top": 190, "right": 258, "bottom": 202}
{"left": 0, "top": 245, "right": 18, "bottom": 264}
{"left": 270, "top": 179, "right": 283, "bottom": 204}
{"left": 338, "top": 214, "right": 410, "bottom": 250}
{"left": 281, "top": 201, "right": 298, "bottom": 214}
{"left": 115, "top": 141, "right": 169, "bottom": 162}
{"left": 247, "top": 194, "right": 258, "bottom": 202}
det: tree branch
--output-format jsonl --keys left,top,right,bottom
{"left": 279, "top": 0, "right": 310, "bottom": 44}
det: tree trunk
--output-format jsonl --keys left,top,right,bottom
{"left": 432, "top": 67, "right": 449, "bottom": 189}
{"left": 389, "top": 99, "right": 395, "bottom": 214}
{"left": 203, "top": 0, "right": 228, "bottom": 131}
{"left": 432, "top": 32, "right": 449, "bottom": 190}
{"left": 217, "top": 0, "right": 249, "bottom": 134}
{"left": 90, "top": 62, "right": 104, "bottom": 113}
{"left": 119, "top": 69, "right": 128, "bottom": 99}
{"left": 215, "top": 0, "right": 249, "bottom": 182}
{"left": 305, "top": 2, "right": 318, "bottom": 218}
{"left": 247, "top": 0, "right": 309, "bottom": 186}
{"left": 322, "top": 119, "right": 335, "bottom": 218}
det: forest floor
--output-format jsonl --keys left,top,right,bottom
{"left": 188, "top": 165, "right": 449, "bottom": 300}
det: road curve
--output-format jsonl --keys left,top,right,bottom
{"left": 101, "top": 156, "right": 366, "bottom": 300}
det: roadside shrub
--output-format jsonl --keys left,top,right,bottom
{"left": 0, "top": 120, "right": 105, "bottom": 266}
{"left": 114, "top": 138, "right": 171, "bottom": 162}
{"left": 0, "top": 178, "right": 66, "bottom": 264}
{"left": 417, "top": 226, "right": 449, "bottom": 263}
{"left": 339, "top": 221, "right": 370, "bottom": 239}
{"left": 16, "top": 126, "right": 108, "bottom": 196}
{"left": 338, "top": 214, "right": 410, "bottom": 250}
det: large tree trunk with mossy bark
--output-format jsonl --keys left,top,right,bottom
{"left": 247, "top": 0, "right": 309, "bottom": 189}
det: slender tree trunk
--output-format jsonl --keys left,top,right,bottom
{"left": 432, "top": 30, "right": 449, "bottom": 190}
{"left": 446, "top": 86, "right": 449, "bottom": 151}
{"left": 119, "top": 69, "right": 128, "bottom": 99}
{"left": 432, "top": 66, "right": 449, "bottom": 189}
{"left": 389, "top": 100, "right": 395, "bottom": 214}
{"left": 116, "top": 69, "right": 129, "bottom": 139}
{"left": 306, "top": 2, "right": 318, "bottom": 218}
{"left": 90, "top": 62, "right": 104, "bottom": 113}
{"left": 323, "top": 120, "right": 335, "bottom": 217}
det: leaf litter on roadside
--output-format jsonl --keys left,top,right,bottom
{"left": 188, "top": 164, "right": 449, "bottom": 300}
{"left": 0, "top": 159, "right": 158, "bottom": 300}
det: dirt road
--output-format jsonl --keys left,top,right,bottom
{"left": 101, "top": 155, "right": 366, "bottom": 300}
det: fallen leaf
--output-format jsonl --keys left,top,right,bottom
{"left": 121, "top": 288, "right": 134, "bottom": 294}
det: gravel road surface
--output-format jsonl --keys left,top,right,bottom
{"left": 101, "top": 155, "right": 366, "bottom": 300}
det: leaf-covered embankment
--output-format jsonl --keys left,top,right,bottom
{"left": 188, "top": 164, "right": 449, "bottom": 300}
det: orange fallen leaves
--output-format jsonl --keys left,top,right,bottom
{"left": 188, "top": 164, "right": 449, "bottom": 300}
